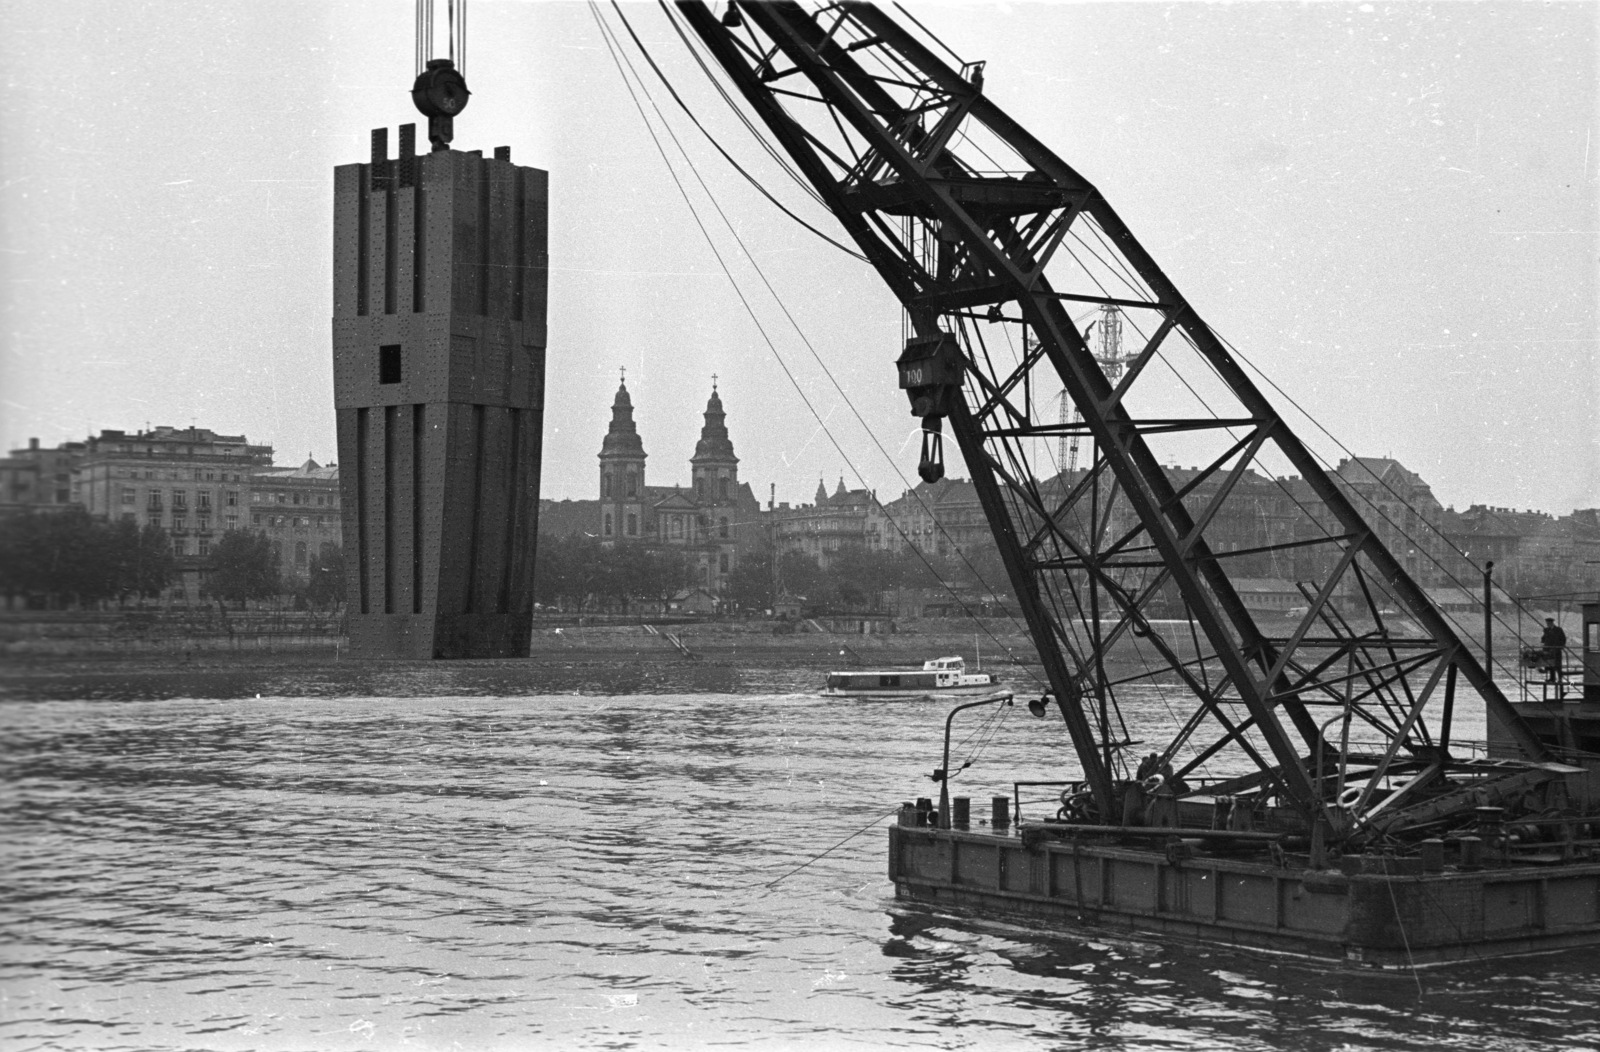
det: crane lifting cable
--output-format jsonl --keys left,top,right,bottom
{"left": 415, "top": 0, "right": 467, "bottom": 75}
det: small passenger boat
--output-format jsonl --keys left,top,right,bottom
{"left": 823, "top": 656, "right": 1001, "bottom": 699}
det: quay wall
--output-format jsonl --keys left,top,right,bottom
{"left": 0, "top": 611, "right": 1562, "bottom": 680}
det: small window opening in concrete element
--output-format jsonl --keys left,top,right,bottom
{"left": 379, "top": 344, "right": 402, "bottom": 385}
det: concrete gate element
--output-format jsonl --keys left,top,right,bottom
{"left": 333, "top": 127, "right": 548, "bottom": 658}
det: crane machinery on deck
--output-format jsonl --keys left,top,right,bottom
{"left": 670, "top": 0, "right": 1600, "bottom": 965}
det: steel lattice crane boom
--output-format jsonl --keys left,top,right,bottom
{"left": 677, "top": 0, "right": 1548, "bottom": 840}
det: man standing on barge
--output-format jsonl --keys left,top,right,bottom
{"left": 1542, "top": 617, "right": 1568, "bottom": 684}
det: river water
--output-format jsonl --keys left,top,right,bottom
{"left": 2, "top": 669, "right": 1597, "bottom": 1051}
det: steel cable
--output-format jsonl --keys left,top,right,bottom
{"left": 606, "top": 1, "right": 1049, "bottom": 684}
{"left": 593, "top": 2, "right": 1043, "bottom": 685}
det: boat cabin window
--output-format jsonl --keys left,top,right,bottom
{"left": 879, "top": 676, "right": 900, "bottom": 687}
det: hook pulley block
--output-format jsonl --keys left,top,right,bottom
{"left": 918, "top": 420, "right": 945, "bottom": 483}
{"left": 898, "top": 333, "right": 964, "bottom": 483}
{"left": 412, "top": 58, "right": 471, "bottom": 152}
{"left": 897, "top": 333, "right": 964, "bottom": 418}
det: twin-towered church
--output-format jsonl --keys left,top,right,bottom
{"left": 594, "top": 378, "right": 761, "bottom": 596}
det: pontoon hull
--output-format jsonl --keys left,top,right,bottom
{"left": 889, "top": 825, "right": 1600, "bottom": 967}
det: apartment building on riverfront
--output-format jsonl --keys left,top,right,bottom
{"left": 3, "top": 426, "right": 341, "bottom": 599}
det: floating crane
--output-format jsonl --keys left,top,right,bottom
{"left": 670, "top": 0, "right": 1599, "bottom": 964}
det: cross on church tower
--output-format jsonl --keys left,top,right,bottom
{"left": 711, "top": 373, "right": 718, "bottom": 390}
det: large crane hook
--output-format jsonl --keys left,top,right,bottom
{"left": 897, "top": 333, "right": 965, "bottom": 484}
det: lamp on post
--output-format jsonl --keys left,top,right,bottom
{"left": 937, "top": 692, "right": 1012, "bottom": 829}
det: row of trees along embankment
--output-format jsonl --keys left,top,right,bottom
{"left": 532, "top": 533, "right": 1011, "bottom": 614}
{"left": 0, "top": 509, "right": 345, "bottom": 610}
{"left": 1, "top": 508, "right": 1013, "bottom": 617}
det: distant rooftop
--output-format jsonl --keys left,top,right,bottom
{"left": 255, "top": 457, "right": 338, "bottom": 481}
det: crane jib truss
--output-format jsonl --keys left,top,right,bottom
{"left": 676, "top": 0, "right": 1549, "bottom": 840}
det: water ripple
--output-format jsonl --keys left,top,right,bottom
{"left": 1, "top": 691, "right": 1593, "bottom": 1050}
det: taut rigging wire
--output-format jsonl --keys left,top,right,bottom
{"left": 590, "top": 2, "right": 1044, "bottom": 686}
{"left": 1065, "top": 211, "right": 1517, "bottom": 657}
{"left": 602, "top": 1, "right": 1053, "bottom": 684}
{"left": 890, "top": 1, "right": 966, "bottom": 68}
{"left": 1070, "top": 209, "right": 1534, "bottom": 680}
{"left": 616, "top": 2, "right": 869, "bottom": 262}
{"left": 643, "top": 5, "right": 1051, "bottom": 644}
{"left": 660, "top": 3, "right": 836, "bottom": 206}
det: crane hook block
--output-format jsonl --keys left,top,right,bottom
{"left": 412, "top": 58, "right": 471, "bottom": 153}
{"left": 412, "top": 59, "right": 472, "bottom": 118}
{"left": 918, "top": 421, "right": 945, "bottom": 483}
{"left": 897, "top": 334, "right": 965, "bottom": 420}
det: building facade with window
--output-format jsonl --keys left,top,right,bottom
{"left": 12, "top": 425, "right": 344, "bottom": 599}
{"left": 70, "top": 426, "right": 274, "bottom": 598}
{"left": 249, "top": 458, "right": 342, "bottom": 582}
{"left": 768, "top": 478, "right": 890, "bottom": 569}
{"left": 77, "top": 427, "right": 271, "bottom": 549}
{"left": 1329, "top": 457, "right": 1448, "bottom": 586}
{"left": 878, "top": 477, "right": 987, "bottom": 560}
{"left": 1, "top": 437, "right": 88, "bottom": 514}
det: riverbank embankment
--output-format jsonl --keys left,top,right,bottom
{"left": 0, "top": 609, "right": 1570, "bottom": 701}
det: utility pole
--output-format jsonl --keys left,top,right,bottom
{"left": 1484, "top": 560, "right": 1495, "bottom": 677}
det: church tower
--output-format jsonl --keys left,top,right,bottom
{"left": 598, "top": 379, "right": 647, "bottom": 545}
{"left": 691, "top": 382, "right": 740, "bottom": 591}
{"left": 690, "top": 383, "right": 739, "bottom": 505}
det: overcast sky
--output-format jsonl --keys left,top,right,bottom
{"left": 2, "top": 1, "right": 1595, "bottom": 514}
